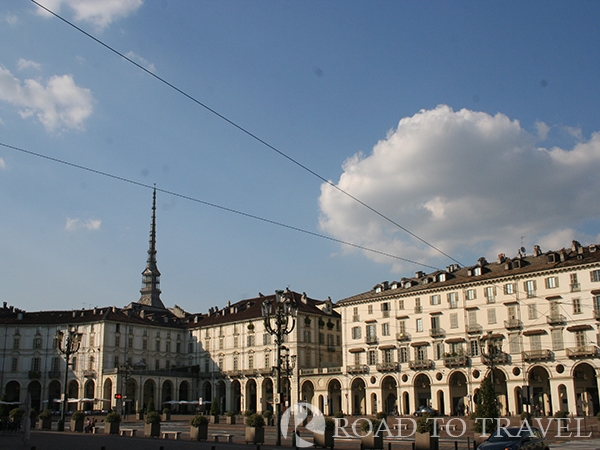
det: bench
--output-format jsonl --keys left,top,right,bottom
{"left": 162, "top": 431, "right": 181, "bottom": 440}
{"left": 440, "top": 423, "right": 458, "bottom": 432}
{"left": 92, "top": 426, "right": 102, "bottom": 434}
{"left": 392, "top": 423, "right": 409, "bottom": 431}
{"left": 212, "top": 433, "right": 234, "bottom": 443}
{"left": 120, "top": 428, "right": 136, "bottom": 437}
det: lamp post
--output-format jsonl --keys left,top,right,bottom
{"left": 262, "top": 289, "right": 298, "bottom": 446}
{"left": 480, "top": 331, "right": 500, "bottom": 406}
{"left": 119, "top": 362, "right": 132, "bottom": 419}
{"left": 55, "top": 326, "right": 82, "bottom": 431}
{"left": 280, "top": 346, "right": 296, "bottom": 448}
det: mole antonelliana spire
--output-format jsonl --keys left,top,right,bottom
{"left": 138, "top": 187, "right": 165, "bottom": 309}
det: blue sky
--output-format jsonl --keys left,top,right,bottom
{"left": 2, "top": 1, "right": 600, "bottom": 313}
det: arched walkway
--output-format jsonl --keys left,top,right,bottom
{"left": 528, "top": 365, "right": 552, "bottom": 416}
{"left": 48, "top": 380, "right": 61, "bottom": 410}
{"left": 27, "top": 381, "right": 42, "bottom": 413}
{"left": 381, "top": 376, "right": 397, "bottom": 415}
{"left": 125, "top": 378, "right": 137, "bottom": 414}
{"left": 246, "top": 379, "right": 257, "bottom": 412}
{"left": 301, "top": 380, "right": 315, "bottom": 405}
{"left": 216, "top": 380, "right": 226, "bottom": 414}
{"left": 414, "top": 374, "right": 431, "bottom": 410}
{"left": 162, "top": 380, "right": 174, "bottom": 409}
{"left": 143, "top": 379, "right": 156, "bottom": 410}
{"left": 68, "top": 380, "right": 79, "bottom": 412}
{"left": 103, "top": 379, "right": 113, "bottom": 411}
{"left": 573, "top": 362, "right": 599, "bottom": 416}
{"left": 449, "top": 371, "right": 467, "bottom": 415}
{"left": 231, "top": 380, "right": 241, "bottom": 413}
{"left": 327, "top": 379, "right": 342, "bottom": 416}
{"left": 350, "top": 378, "right": 366, "bottom": 415}
{"left": 84, "top": 379, "right": 95, "bottom": 411}
{"left": 261, "top": 378, "right": 273, "bottom": 412}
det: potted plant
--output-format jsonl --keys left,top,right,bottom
{"left": 9, "top": 407, "right": 25, "bottom": 428}
{"left": 38, "top": 409, "right": 53, "bottom": 430}
{"left": 360, "top": 418, "right": 383, "bottom": 450}
{"left": 225, "top": 410, "right": 236, "bottom": 424}
{"left": 314, "top": 417, "right": 335, "bottom": 449}
{"left": 162, "top": 407, "right": 171, "bottom": 421}
{"left": 70, "top": 410, "right": 85, "bottom": 432}
{"left": 262, "top": 409, "right": 274, "bottom": 426}
{"left": 190, "top": 414, "right": 209, "bottom": 441}
{"left": 415, "top": 413, "right": 438, "bottom": 450}
{"left": 209, "top": 402, "right": 220, "bottom": 423}
{"left": 104, "top": 411, "right": 121, "bottom": 435}
{"left": 245, "top": 413, "right": 265, "bottom": 444}
{"left": 144, "top": 411, "right": 161, "bottom": 437}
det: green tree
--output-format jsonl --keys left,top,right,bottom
{"left": 147, "top": 397, "right": 155, "bottom": 413}
{"left": 473, "top": 375, "right": 499, "bottom": 433}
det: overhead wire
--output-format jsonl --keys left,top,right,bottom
{"left": 0, "top": 140, "right": 440, "bottom": 272}
{"left": 29, "top": 0, "right": 462, "bottom": 268}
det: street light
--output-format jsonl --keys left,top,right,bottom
{"left": 262, "top": 289, "right": 298, "bottom": 446}
{"left": 280, "top": 346, "right": 297, "bottom": 448}
{"left": 119, "top": 362, "right": 133, "bottom": 419}
{"left": 55, "top": 326, "right": 82, "bottom": 431}
{"left": 480, "top": 331, "right": 501, "bottom": 405}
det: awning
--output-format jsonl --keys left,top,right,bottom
{"left": 567, "top": 324, "right": 593, "bottom": 332}
{"left": 523, "top": 329, "right": 547, "bottom": 336}
{"left": 545, "top": 295, "right": 562, "bottom": 301}
{"left": 349, "top": 348, "right": 365, "bottom": 353}
{"left": 411, "top": 341, "right": 430, "bottom": 347}
{"left": 379, "top": 344, "right": 397, "bottom": 350}
{"left": 445, "top": 337, "right": 466, "bottom": 344}
{"left": 429, "top": 311, "right": 443, "bottom": 315}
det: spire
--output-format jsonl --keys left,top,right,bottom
{"left": 139, "top": 187, "right": 165, "bottom": 309}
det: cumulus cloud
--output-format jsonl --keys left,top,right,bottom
{"left": 65, "top": 217, "right": 101, "bottom": 231}
{"left": 17, "top": 59, "right": 41, "bottom": 72}
{"left": 35, "top": 0, "right": 143, "bottom": 30}
{"left": 125, "top": 51, "right": 156, "bottom": 72}
{"left": 319, "top": 105, "right": 600, "bottom": 272}
{"left": 0, "top": 66, "right": 93, "bottom": 132}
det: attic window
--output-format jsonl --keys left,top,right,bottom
{"left": 375, "top": 286, "right": 382, "bottom": 293}
{"left": 513, "top": 260, "right": 521, "bottom": 269}
{"left": 404, "top": 281, "right": 412, "bottom": 289}
{"left": 473, "top": 267, "right": 482, "bottom": 276}
{"left": 547, "top": 253, "right": 557, "bottom": 263}
{"left": 438, "top": 273, "right": 447, "bottom": 282}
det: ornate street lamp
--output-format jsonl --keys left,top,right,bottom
{"left": 55, "top": 326, "right": 82, "bottom": 431}
{"left": 480, "top": 331, "right": 501, "bottom": 402}
{"left": 119, "top": 362, "right": 133, "bottom": 419}
{"left": 262, "top": 289, "right": 298, "bottom": 446}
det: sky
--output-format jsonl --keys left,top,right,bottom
{"left": 2, "top": 0, "right": 600, "bottom": 314}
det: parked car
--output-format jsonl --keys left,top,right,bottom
{"left": 478, "top": 427, "right": 549, "bottom": 450}
{"left": 413, "top": 405, "right": 438, "bottom": 417}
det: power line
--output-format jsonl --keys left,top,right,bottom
{"left": 0, "top": 140, "right": 440, "bottom": 271}
{"left": 29, "top": 0, "right": 462, "bottom": 268}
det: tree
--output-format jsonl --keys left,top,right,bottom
{"left": 147, "top": 397, "right": 155, "bottom": 413}
{"left": 473, "top": 375, "right": 499, "bottom": 433}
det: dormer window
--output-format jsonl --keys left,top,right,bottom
{"left": 438, "top": 273, "right": 447, "bottom": 282}
{"left": 404, "top": 281, "right": 412, "bottom": 289}
{"left": 513, "top": 260, "right": 521, "bottom": 269}
{"left": 473, "top": 267, "right": 482, "bottom": 276}
{"left": 547, "top": 253, "right": 557, "bottom": 263}
{"left": 375, "top": 286, "right": 382, "bottom": 293}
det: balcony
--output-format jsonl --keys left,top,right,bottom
{"left": 547, "top": 314, "right": 566, "bottom": 326}
{"left": 382, "top": 310, "right": 390, "bottom": 318}
{"left": 48, "top": 371, "right": 61, "bottom": 379}
{"left": 347, "top": 364, "right": 369, "bottom": 374}
{"left": 429, "top": 328, "right": 445, "bottom": 338}
{"left": 571, "top": 283, "right": 581, "bottom": 292}
{"left": 409, "top": 359, "right": 434, "bottom": 370}
{"left": 83, "top": 370, "right": 96, "bottom": 378}
{"left": 396, "top": 332, "right": 411, "bottom": 342}
{"left": 566, "top": 346, "right": 600, "bottom": 359}
{"left": 504, "top": 319, "right": 523, "bottom": 330}
{"left": 258, "top": 367, "right": 273, "bottom": 376}
{"left": 522, "top": 349, "right": 554, "bottom": 362}
{"left": 376, "top": 362, "right": 399, "bottom": 372}
{"left": 414, "top": 306, "right": 423, "bottom": 314}
{"left": 481, "top": 352, "right": 511, "bottom": 366}
{"left": 466, "top": 324, "right": 483, "bottom": 334}
{"left": 242, "top": 369, "right": 257, "bottom": 376}
{"left": 365, "top": 335, "right": 378, "bottom": 345}
{"left": 28, "top": 370, "right": 41, "bottom": 380}
{"left": 443, "top": 355, "right": 469, "bottom": 368}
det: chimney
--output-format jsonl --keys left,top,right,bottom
{"left": 533, "top": 245, "right": 542, "bottom": 257}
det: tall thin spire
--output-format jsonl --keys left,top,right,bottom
{"left": 139, "top": 187, "right": 165, "bottom": 308}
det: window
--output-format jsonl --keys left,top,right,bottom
{"left": 469, "top": 340, "right": 480, "bottom": 357}
{"left": 524, "top": 280, "right": 537, "bottom": 298}
{"left": 430, "top": 294, "right": 441, "bottom": 305}
{"left": 450, "top": 313, "right": 458, "bottom": 329}
{"left": 219, "top": 338, "right": 224, "bottom": 349}
{"left": 247, "top": 335, "right": 255, "bottom": 347}
{"left": 155, "top": 359, "right": 160, "bottom": 370}
{"left": 262, "top": 334, "right": 270, "bottom": 345}
{"left": 114, "top": 335, "right": 120, "bottom": 347}
{"left": 353, "top": 307, "right": 360, "bottom": 322}
{"left": 509, "top": 333, "right": 520, "bottom": 354}
{"left": 398, "top": 320, "right": 406, "bottom": 334}
{"left": 368, "top": 350, "right": 377, "bottom": 365}
{"left": 155, "top": 340, "right": 160, "bottom": 351}
{"left": 88, "top": 356, "right": 94, "bottom": 370}
{"left": 71, "top": 357, "right": 77, "bottom": 371}
{"left": 51, "top": 357, "right": 60, "bottom": 372}
{"left": 487, "top": 308, "right": 496, "bottom": 324}
{"left": 415, "top": 298, "right": 422, "bottom": 313}
{"left": 248, "top": 354, "right": 254, "bottom": 370}
{"left": 398, "top": 300, "right": 405, "bottom": 310}
{"left": 467, "top": 310, "right": 478, "bottom": 325}
{"left": 165, "top": 341, "right": 171, "bottom": 352}
{"left": 142, "top": 339, "right": 148, "bottom": 350}
{"left": 416, "top": 318, "right": 423, "bottom": 333}
{"left": 575, "top": 330, "right": 587, "bottom": 347}
{"left": 319, "top": 332, "right": 325, "bottom": 345}
{"left": 366, "top": 324, "right": 376, "bottom": 341}
{"left": 113, "top": 356, "right": 119, "bottom": 369}
{"left": 504, "top": 283, "right": 515, "bottom": 295}
{"left": 415, "top": 346, "right": 427, "bottom": 361}
{"left": 367, "top": 305, "right": 373, "bottom": 314}
{"left": 265, "top": 352, "right": 271, "bottom": 368}
{"left": 465, "top": 289, "right": 476, "bottom": 300}
{"left": 528, "top": 304, "right": 538, "bottom": 320}
{"left": 431, "top": 315, "right": 440, "bottom": 331}
{"left": 304, "top": 330, "right": 312, "bottom": 343}
{"left": 592, "top": 270, "right": 600, "bottom": 282}
{"left": 128, "top": 336, "right": 134, "bottom": 349}
{"left": 382, "top": 348, "right": 394, "bottom": 363}
{"left": 545, "top": 276, "right": 559, "bottom": 289}
{"left": 354, "top": 352, "right": 361, "bottom": 366}
{"left": 381, "top": 302, "right": 390, "bottom": 315}
{"left": 529, "top": 335, "right": 542, "bottom": 351}
{"left": 31, "top": 357, "right": 41, "bottom": 372}
{"left": 33, "top": 337, "right": 42, "bottom": 349}
{"left": 434, "top": 342, "right": 444, "bottom": 360}
{"left": 166, "top": 360, "right": 171, "bottom": 370}
{"left": 473, "top": 267, "right": 482, "bottom": 276}
{"left": 176, "top": 342, "right": 181, "bottom": 353}
{"left": 13, "top": 338, "right": 19, "bottom": 349}
{"left": 399, "top": 347, "right": 408, "bottom": 363}
{"left": 573, "top": 298, "right": 582, "bottom": 314}
{"left": 11, "top": 357, "right": 18, "bottom": 372}
{"left": 551, "top": 329, "right": 564, "bottom": 350}
{"left": 571, "top": 273, "right": 580, "bottom": 292}
{"left": 507, "top": 305, "right": 517, "bottom": 320}
{"left": 381, "top": 323, "right": 390, "bottom": 336}
{"left": 448, "top": 292, "right": 458, "bottom": 308}
{"left": 188, "top": 342, "right": 193, "bottom": 353}
{"left": 484, "top": 287, "right": 496, "bottom": 304}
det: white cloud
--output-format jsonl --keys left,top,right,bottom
{"left": 535, "top": 120, "right": 550, "bottom": 141}
{"left": 5, "top": 13, "right": 18, "bottom": 25}
{"left": 34, "top": 0, "right": 143, "bottom": 30}
{"left": 0, "top": 157, "right": 6, "bottom": 169}
{"left": 0, "top": 66, "right": 93, "bottom": 132}
{"left": 65, "top": 217, "right": 101, "bottom": 231}
{"left": 17, "top": 59, "right": 42, "bottom": 72}
{"left": 125, "top": 51, "right": 156, "bottom": 73}
{"left": 319, "top": 105, "right": 600, "bottom": 272}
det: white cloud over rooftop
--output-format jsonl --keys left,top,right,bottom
{"left": 35, "top": 0, "right": 143, "bottom": 30}
{"left": 319, "top": 105, "right": 600, "bottom": 271}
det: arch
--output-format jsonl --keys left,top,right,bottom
{"left": 490, "top": 368, "right": 508, "bottom": 415}
{"left": 572, "top": 362, "right": 599, "bottom": 416}
{"left": 84, "top": 379, "right": 95, "bottom": 411}
{"left": 68, "top": 380, "right": 79, "bottom": 412}
{"left": 448, "top": 371, "right": 468, "bottom": 416}
{"left": 414, "top": 374, "right": 431, "bottom": 411}
{"left": 436, "top": 389, "right": 445, "bottom": 416}
{"left": 48, "top": 380, "right": 61, "bottom": 411}
{"left": 231, "top": 380, "right": 241, "bottom": 413}
{"left": 143, "top": 379, "right": 156, "bottom": 411}
{"left": 301, "top": 380, "right": 315, "bottom": 405}
{"left": 514, "top": 386, "right": 523, "bottom": 416}
{"left": 327, "top": 378, "right": 343, "bottom": 416}
{"left": 262, "top": 378, "right": 274, "bottom": 413}
{"left": 381, "top": 376, "right": 397, "bottom": 415}
{"left": 216, "top": 380, "right": 226, "bottom": 414}
{"left": 103, "top": 378, "right": 113, "bottom": 411}
{"left": 125, "top": 378, "right": 137, "bottom": 415}
{"left": 557, "top": 384, "right": 568, "bottom": 414}
{"left": 350, "top": 378, "right": 366, "bottom": 415}
{"left": 370, "top": 392, "right": 377, "bottom": 415}
{"left": 178, "top": 381, "right": 190, "bottom": 413}
{"left": 245, "top": 379, "right": 257, "bottom": 412}
{"left": 318, "top": 394, "right": 324, "bottom": 414}
{"left": 402, "top": 391, "right": 410, "bottom": 415}
{"left": 162, "top": 380, "right": 174, "bottom": 409}
{"left": 528, "top": 365, "right": 552, "bottom": 416}
{"left": 27, "top": 380, "right": 42, "bottom": 413}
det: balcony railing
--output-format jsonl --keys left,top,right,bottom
{"left": 409, "top": 359, "right": 434, "bottom": 370}
{"left": 566, "top": 346, "right": 600, "bottom": 358}
{"left": 48, "top": 370, "right": 61, "bottom": 379}
{"left": 258, "top": 367, "right": 273, "bottom": 376}
{"left": 376, "top": 362, "right": 399, "bottom": 372}
{"left": 365, "top": 335, "right": 378, "bottom": 345}
{"left": 242, "top": 369, "right": 257, "bottom": 376}
{"left": 522, "top": 349, "right": 554, "bottom": 362}
{"left": 396, "top": 332, "right": 411, "bottom": 341}
{"left": 28, "top": 370, "right": 41, "bottom": 380}
{"left": 481, "top": 352, "right": 511, "bottom": 366}
{"left": 466, "top": 324, "right": 483, "bottom": 334}
{"left": 504, "top": 319, "right": 523, "bottom": 330}
{"left": 347, "top": 364, "right": 369, "bottom": 374}
{"left": 83, "top": 369, "right": 96, "bottom": 378}
{"left": 429, "top": 328, "right": 445, "bottom": 338}
{"left": 547, "top": 314, "right": 566, "bottom": 325}
{"left": 443, "top": 355, "right": 469, "bottom": 367}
